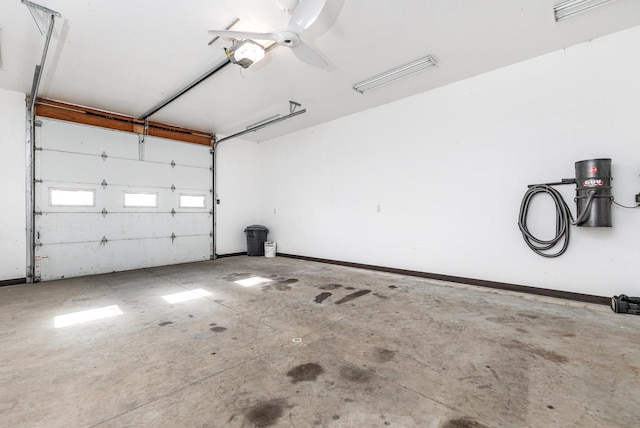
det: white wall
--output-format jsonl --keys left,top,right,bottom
{"left": 216, "top": 138, "right": 261, "bottom": 254}
{"left": 0, "top": 89, "right": 26, "bottom": 281}
{"left": 258, "top": 25, "right": 640, "bottom": 297}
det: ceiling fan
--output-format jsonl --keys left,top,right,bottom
{"left": 208, "top": 0, "right": 328, "bottom": 68}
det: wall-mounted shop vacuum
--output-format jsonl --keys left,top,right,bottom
{"left": 518, "top": 158, "right": 613, "bottom": 258}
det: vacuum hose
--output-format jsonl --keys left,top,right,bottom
{"left": 518, "top": 185, "right": 597, "bottom": 258}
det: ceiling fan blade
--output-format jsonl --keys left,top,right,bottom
{"left": 290, "top": 40, "right": 327, "bottom": 68}
{"left": 207, "top": 30, "right": 278, "bottom": 41}
{"left": 287, "top": 0, "right": 326, "bottom": 32}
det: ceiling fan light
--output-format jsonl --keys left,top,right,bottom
{"left": 228, "top": 40, "right": 265, "bottom": 68}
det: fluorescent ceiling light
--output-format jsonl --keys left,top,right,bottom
{"left": 554, "top": 0, "right": 617, "bottom": 21}
{"left": 54, "top": 305, "right": 123, "bottom": 328}
{"left": 226, "top": 40, "right": 265, "bottom": 69}
{"left": 161, "top": 288, "right": 213, "bottom": 304}
{"left": 353, "top": 56, "right": 438, "bottom": 94}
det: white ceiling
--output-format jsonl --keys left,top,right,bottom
{"left": 1, "top": 0, "right": 640, "bottom": 142}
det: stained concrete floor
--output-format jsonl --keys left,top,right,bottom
{"left": 1, "top": 256, "right": 639, "bottom": 428}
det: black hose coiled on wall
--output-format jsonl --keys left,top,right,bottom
{"left": 518, "top": 185, "right": 597, "bottom": 258}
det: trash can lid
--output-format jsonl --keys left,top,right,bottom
{"left": 244, "top": 224, "right": 269, "bottom": 232}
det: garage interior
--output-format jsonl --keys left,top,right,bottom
{"left": 1, "top": 1, "right": 640, "bottom": 427}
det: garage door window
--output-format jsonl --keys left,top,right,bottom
{"left": 179, "top": 194, "right": 206, "bottom": 208}
{"left": 49, "top": 188, "right": 95, "bottom": 207}
{"left": 124, "top": 192, "right": 158, "bottom": 208}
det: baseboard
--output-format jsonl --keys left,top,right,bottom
{"left": 0, "top": 278, "right": 27, "bottom": 287}
{"left": 215, "top": 252, "right": 247, "bottom": 259}
{"left": 276, "top": 253, "right": 609, "bottom": 306}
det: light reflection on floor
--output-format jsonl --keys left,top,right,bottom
{"left": 54, "top": 305, "right": 123, "bottom": 328}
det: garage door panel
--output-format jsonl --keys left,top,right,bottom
{"left": 35, "top": 183, "right": 100, "bottom": 213}
{"left": 37, "top": 183, "right": 211, "bottom": 215}
{"left": 36, "top": 213, "right": 212, "bottom": 243}
{"left": 38, "top": 153, "right": 210, "bottom": 192}
{"left": 35, "top": 118, "right": 213, "bottom": 281}
{"left": 161, "top": 167, "right": 212, "bottom": 190}
{"left": 35, "top": 236, "right": 211, "bottom": 281}
{"left": 38, "top": 118, "right": 139, "bottom": 159}
{"left": 144, "top": 136, "right": 211, "bottom": 168}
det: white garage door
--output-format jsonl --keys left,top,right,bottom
{"left": 34, "top": 118, "right": 213, "bottom": 281}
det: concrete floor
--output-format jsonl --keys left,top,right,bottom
{"left": 1, "top": 257, "right": 639, "bottom": 427}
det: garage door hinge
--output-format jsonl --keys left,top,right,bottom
{"left": 209, "top": 210, "right": 213, "bottom": 216}
{"left": 101, "top": 208, "right": 108, "bottom": 217}
{"left": 210, "top": 165, "right": 213, "bottom": 171}
{"left": 34, "top": 147, "right": 43, "bottom": 151}
{"left": 171, "top": 209, "right": 176, "bottom": 217}
{"left": 101, "top": 151, "right": 108, "bottom": 161}
{"left": 35, "top": 179, "right": 42, "bottom": 183}
{"left": 209, "top": 231, "right": 213, "bottom": 238}
{"left": 170, "top": 160, "right": 176, "bottom": 168}
{"left": 171, "top": 184, "right": 176, "bottom": 192}
{"left": 100, "top": 236, "right": 108, "bottom": 245}
{"left": 34, "top": 120, "right": 42, "bottom": 127}
{"left": 171, "top": 233, "right": 176, "bottom": 243}
{"left": 101, "top": 179, "right": 108, "bottom": 188}
{"left": 209, "top": 148, "right": 214, "bottom": 155}
{"left": 34, "top": 211, "right": 42, "bottom": 216}
{"left": 209, "top": 187, "right": 213, "bottom": 194}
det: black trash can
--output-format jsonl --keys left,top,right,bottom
{"left": 244, "top": 225, "right": 269, "bottom": 256}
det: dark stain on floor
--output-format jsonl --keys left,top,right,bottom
{"left": 504, "top": 339, "right": 569, "bottom": 363}
{"left": 373, "top": 348, "right": 396, "bottom": 363}
{"left": 373, "top": 293, "right": 389, "bottom": 299}
{"left": 262, "top": 284, "right": 292, "bottom": 292}
{"left": 188, "top": 314, "right": 194, "bottom": 318}
{"left": 314, "top": 292, "right": 332, "bottom": 303}
{"left": 244, "top": 398, "right": 287, "bottom": 427}
{"left": 441, "top": 416, "right": 489, "bottom": 428}
{"left": 548, "top": 330, "right": 576, "bottom": 337}
{"left": 158, "top": 321, "right": 173, "bottom": 327}
{"left": 286, "top": 363, "right": 324, "bottom": 383}
{"left": 486, "top": 365, "right": 500, "bottom": 381}
{"left": 516, "top": 328, "right": 529, "bottom": 334}
{"left": 388, "top": 285, "right": 398, "bottom": 289}
{"left": 332, "top": 415, "right": 340, "bottom": 420}
{"left": 335, "top": 290, "right": 371, "bottom": 304}
{"left": 319, "top": 284, "right": 342, "bottom": 290}
{"left": 340, "top": 365, "right": 373, "bottom": 383}
{"left": 222, "top": 272, "right": 250, "bottom": 282}
{"left": 344, "top": 286, "right": 356, "bottom": 290}
{"left": 210, "top": 326, "right": 227, "bottom": 333}
{"left": 517, "top": 312, "right": 540, "bottom": 319}
{"left": 263, "top": 278, "right": 298, "bottom": 292}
